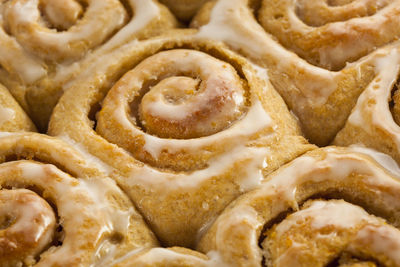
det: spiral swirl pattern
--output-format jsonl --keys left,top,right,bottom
{"left": 0, "top": 132, "right": 158, "bottom": 266}
{"left": 3, "top": 0, "right": 128, "bottom": 62}
{"left": 49, "top": 34, "right": 314, "bottom": 247}
{"left": 0, "top": 0, "right": 178, "bottom": 130}
{"left": 99, "top": 49, "right": 246, "bottom": 140}
{"left": 259, "top": 0, "right": 399, "bottom": 70}
{"left": 197, "top": 146, "right": 400, "bottom": 266}
{"left": 96, "top": 48, "right": 251, "bottom": 171}
{"left": 334, "top": 47, "right": 400, "bottom": 165}
{"left": 0, "top": 189, "right": 55, "bottom": 267}
{"left": 193, "top": 0, "right": 400, "bottom": 145}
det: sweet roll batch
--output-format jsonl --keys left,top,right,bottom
{"left": 0, "top": 0, "right": 400, "bottom": 266}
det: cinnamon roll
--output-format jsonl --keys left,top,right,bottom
{"left": 0, "top": 132, "right": 158, "bottom": 266}
{"left": 334, "top": 46, "right": 400, "bottom": 165}
{"left": 192, "top": 0, "right": 400, "bottom": 145}
{"left": 48, "top": 31, "right": 314, "bottom": 248}
{"left": 0, "top": 0, "right": 178, "bottom": 130}
{"left": 0, "top": 83, "right": 36, "bottom": 132}
{"left": 198, "top": 146, "right": 400, "bottom": 266}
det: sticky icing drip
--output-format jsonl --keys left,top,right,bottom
{"left": 0, "top": 189, "right": 56, "bottom": 266}
{"left": 97, "top": 48, "right": 274, "bottom": 182}
{"left": 58, "top": 134, "right": 113, "bottom": 176}
{"left": 258, "top": 0, "right": 399, "bottom": 70}
{"left": 0, "top": 161, "right": 136, "bottom": 265}
{"left": 128, "top": 143, "right": 269, "bottom": 192}
{"left": 0, "top": 0, "right": 160, "bottom": 83}
{"left": 265, "top": 200, "right": 400, "bottom": 266}
{"left": 196, "top": 0, "right": 339, "bottom": 106}
{"left": 348, "top": 47, "right": 400, "bottom": 151}
{"left": 100, "top": 0, "right": 159, "bottom": 52}
{"left": 206, "top": 147, "right": 400, "bottom": 266}
{"left": 348, "top": 145, "right": 400, "bottom": 178}
{"left": 4, "top": 0, "right": 127, "bottom": 61}
{"left": 132, "top": 49, "right": 246, "bottom": 139}
{"left": 196, "top": 0, "right": 400, "bottom": 107}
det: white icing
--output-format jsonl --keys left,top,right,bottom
{"left": 7, "top": 0, "right": 127, "bottom": 59}
{"left": 100, "top": 0, "right": 159, "bottom": 52}
{"left": 0, "top": 131, "right": 14, "bottom": 138}
{"left": 271, "top": 200, "right": 400, "bottom": 266}
{"left": 349, "top": 145, "right": 400, "bottom": 178}
{"left": 129, "top": 144, "right": 269, "bottom": 192}
{"left": 262, "top": 147, "right": 400, "bottom": 207}
{"left": 58, "top": 135, "right": 113, "bottom": 176}
{"left": 0, "top": 0, "right": 160, "bottom": 84}
{"left": 247, "top": 62, "right": 269, "bottom": 82}
{"left": 140, "top": 100, "right": 272, "bottom": 158}
{"left": 0, "top": 189, "right": 56, "bottom": 259}
{"left": 0, "top": 27, "right": 46, "bottom": 83}
{"left": 138, "top": 50, "right": 245, "bottom": 131}
{"left": 287, "top": 0, "right": 397, "bottom": 69}
{"left": 207, "top": 147, "right": 400, "bottom": 265}
{"left": 20, "top": 161, "right": 46, "bottom": 179}
{"left": 196, "top": 0, "right": 400, "bottom": 108}
{"left": 347, "top": 47, "right": 400, "bottom": 150}
{"left": 196, "top": 0, "right": 339, "bottom": 105}
{"left": 0, "top": 161, "right": 136, "bottom": 265}
{"left": 349, "top": 224, "right": 400, "bottom": 265}
{"left": 0, "top": 106, "right": 15, "bottom": 126}
{"left": 274, "top": 200, "right": 372, "bottom": 236}
{"left": 215, "top": 204, "right": 263, "bottom": 264}
{"left": 123, "top": 79, "right": 273, "bottom": 193}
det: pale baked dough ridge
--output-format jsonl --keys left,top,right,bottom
{"left": 48, "top": 30, "right": 315, "bottom": 248}
{"left": 0, "top": 132, "right": 158, "bottom": 266}
{"left": 198, "top": 146, "right": 400, "bottom": 267}
{"left": 0, "top": 0, "right": 178, "bottom": 131}
{"left": 191, "top": 0, "right": 400, "bottom": 146}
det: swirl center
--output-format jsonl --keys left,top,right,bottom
{"left": 39, "top": 0, "right": 84, "bottom": 31}
{"left": 134, "top": 49, "right": 246, "bottom": 139}
{"left": 262, "top": 199, "right": 394, "bottom": 266}
{"left": 0, "top": 189, "right": 56, "bottom": 266}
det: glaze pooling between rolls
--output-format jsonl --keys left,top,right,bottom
{"left": 0, "top": 0, "right": 178, "bottom": 130}
{"left": 99, "top": 49, "right": 247, "bottom": 141}
{"left": 49, "top": 32, "right": 314, "bottom": 248}
{"left": 0, "top": 132, "right": 158, "bottom": 266}
{"left": 334, "top": 47, "right": 400, "bottom": 166}
{"left": 197, "top": 146, "right": 400, "bottom": 266}
{"left": 2, "top": 1, "right": 400, "bottom": 265}
{"left": 192, "top": 0, "right": 400, "bottom": 145}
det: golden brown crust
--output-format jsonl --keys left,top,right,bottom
{"left": 49, "top": 30, "right": 315, "bottom": 248}
{"left": 198, "top": 146, "right": 400, "bottom": 266}
{"left": 0, "top": 0, "right": 178, "bottom": 131}
{"left": 192, "top": 0, "right": 400, "bottom": 145}
{"left": 0, "top": 132, "right": 158, "bottom": 266}
{"left": 333, "top": 47, "right": 400, "bottom": 166}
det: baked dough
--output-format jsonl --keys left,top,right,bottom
{"left": 48, "top": 30, "right": 314, "bottom": 248}
{"left": 198, "top": 146, "right": 400, "bottom": 266}
{"left": 192, "top": 0, "right": 400, "bottom": 145}
{"left": 0, "top": 0, "right": 178, "bottom": 130}
{"left": 0, "top": 132, "right": 158, "bottom": 266}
